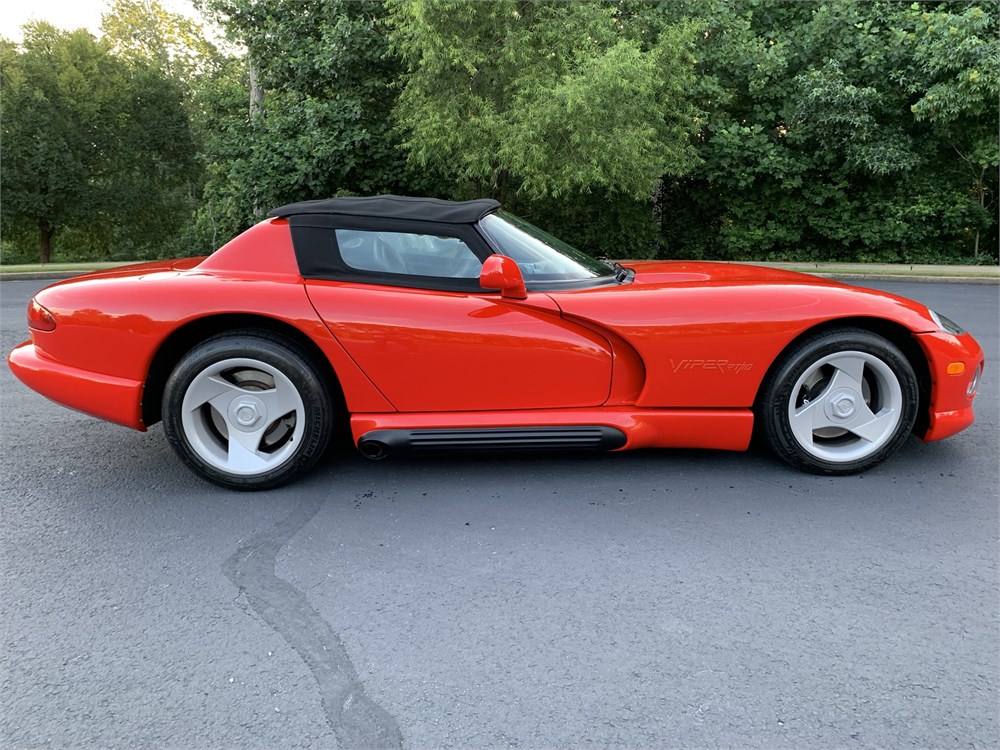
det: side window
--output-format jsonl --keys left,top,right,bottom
{"left": 335, "top": 229, "right": 482, "bottom": 279}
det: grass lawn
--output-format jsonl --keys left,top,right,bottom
{"left": 0, "top": 261, "right": 133, "bottom": 274}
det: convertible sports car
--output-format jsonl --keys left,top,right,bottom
{"left": 9, "top": 195, "right": 984, "bottom": 490}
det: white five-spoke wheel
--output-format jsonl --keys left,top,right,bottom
{"left": 760, "top": 329, "right": 919, "bottom": 474}
{"left": 163, "top": 331, "right": 333, "bottom": 490}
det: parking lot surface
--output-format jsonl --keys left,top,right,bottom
{"left": 2, "top": 279, "right": 997, "bottom": 749}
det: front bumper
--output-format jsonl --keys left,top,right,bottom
{"left": 8, "top": 341, "right": 146, "bottom": 430}
{"left": 914, "top": 331, "right": 984, "bottom": 442}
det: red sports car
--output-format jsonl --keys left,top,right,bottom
{"left": 8, "top": 196, "right": 984, "bottom": 489}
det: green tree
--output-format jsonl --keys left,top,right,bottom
{"left": 101, "top": 0, "right": 230, "bottom": 256}
{"left": 102, "top": 0, "right": 220, "bottom": 82}
{"left": 388, "top": 0, "right": 699, "bottom": 207}
{"left": 199, "top": 0, "right": 407, "bottom": 236}
{"left": 905, "top": 1, "right": 999, "bottom": 258}
{"left": 183, "top": 56, "right": 251, "bottom": 250}
{"left": 654, "top": 0, "right": 998, "bottom": 263}
{"left": 1, "top": 23, "right": 197, "bottom": 263}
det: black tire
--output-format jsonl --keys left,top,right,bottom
{"left": 758, "top": 328, "right": 919, "bottom": 475}
{"left": 162, "top": 330, "right": 333, "bottom": 490}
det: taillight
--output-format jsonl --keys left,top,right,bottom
{"left": 27, "top": 299, "right": 56, "bottom": 332}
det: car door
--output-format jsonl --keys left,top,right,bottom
{"left": 293, "top": 217, "right": 613, "bottom": 412}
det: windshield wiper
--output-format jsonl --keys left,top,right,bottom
{"left": 598, "top": 256, "right": 632, "bottom": 283}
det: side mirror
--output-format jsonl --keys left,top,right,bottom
{"left": 479, "top": 255, "right": 527, "bottom": 300}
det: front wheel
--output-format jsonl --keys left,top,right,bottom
{"left": 758, "top": 328, "right": 919, "bottom": 474}
{"left": 163, "top": 331, "right": 333, "bottom": 490}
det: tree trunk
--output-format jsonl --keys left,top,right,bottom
{"left": 973, "top": 168, "right": 985, "bottom": 260}
{"left": 249, "top": 59, "right": 266, "bottom": 217}
{"left": 38, "top": 220, "right": 53, "bottom": 264}
{"left": 249, "top": 60, "right": 265, "bottom": 119}
{"left": 495, "top": 168, "right": 509, "bottom": 206}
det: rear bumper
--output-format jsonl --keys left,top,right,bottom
{"left": 915, "top": 331, "right": 984, "bottom": 442}
{"left": 8, "top": 341, "right": 145, "bottom": 430}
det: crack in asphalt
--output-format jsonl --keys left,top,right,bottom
{"left": 223, "top": 495, "right": 403, "bottom": 749}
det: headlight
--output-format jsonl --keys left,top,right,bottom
{"left": 929, "top": 309, "right": 966, "bottom": 335}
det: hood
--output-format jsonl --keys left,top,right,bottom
{"left": 618, "top": 261, "right": 845, "bottom": 288}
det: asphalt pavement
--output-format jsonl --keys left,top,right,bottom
{"left": 1, "top": 278, "right": 997, "bottom": 749}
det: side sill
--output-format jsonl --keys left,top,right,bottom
{"left": 350, "top": 408, "right": 753, "bottom": 454}
{"left": 358, "top": 425, "right": 626, "bottom": 458}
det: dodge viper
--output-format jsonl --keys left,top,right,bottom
{"left": 8, "top": 195, "right": 984, "bottom": 490}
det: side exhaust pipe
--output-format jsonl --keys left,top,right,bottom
{"left": 358, "top": 439, "right": 390, "bottom": 460}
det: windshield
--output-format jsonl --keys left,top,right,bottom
{"left": 478, "top": 211, "right": 614, "bottom": 282}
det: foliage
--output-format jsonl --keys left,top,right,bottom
{"left": 181, "top": 55, "right": 253, "bottom": 251}
{"left": 653, "top": 0, "right": 997, "bottom": 263}
{"left": 1, "top": 0, "right": 996, "bottom": 265}
{"left": 386, "top": 0, "right": 699, "bottom": 255}
{"left": 102, "top": 0, "right": 220, "bottom": 82}
{"left": 1, "top": 23, "right": 197, "bottom": 263}
{"left": 196, "top": 0, "right": 410, "bottom": 243}
{"left": 389, "top": 0, "right": 695, "bottom": 256}
{"left": 904, "top": 1, "right": 999, "bottom": 259}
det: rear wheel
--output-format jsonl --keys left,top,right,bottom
{"left": 759, "top": 328, "right": 919, "bottom": 474}
{"left": 163, "top": 331, "right": 333, "bottom": 490}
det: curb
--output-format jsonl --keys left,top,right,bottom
{"left": 815, "top": 273, "right": 999, "bottom": 285}
{"left": 0, "top": 271, "right": 93, "bottom": 281}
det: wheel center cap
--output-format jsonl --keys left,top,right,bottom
{"left": 826, "top": 389, "right": 857, "bottom": 420}
{"left": 228, "top": 396, "right": 267, "bottom": 431}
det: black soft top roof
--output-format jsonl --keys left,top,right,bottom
{"left": 268, "top": 195, "right": 501, "bottom": 224}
